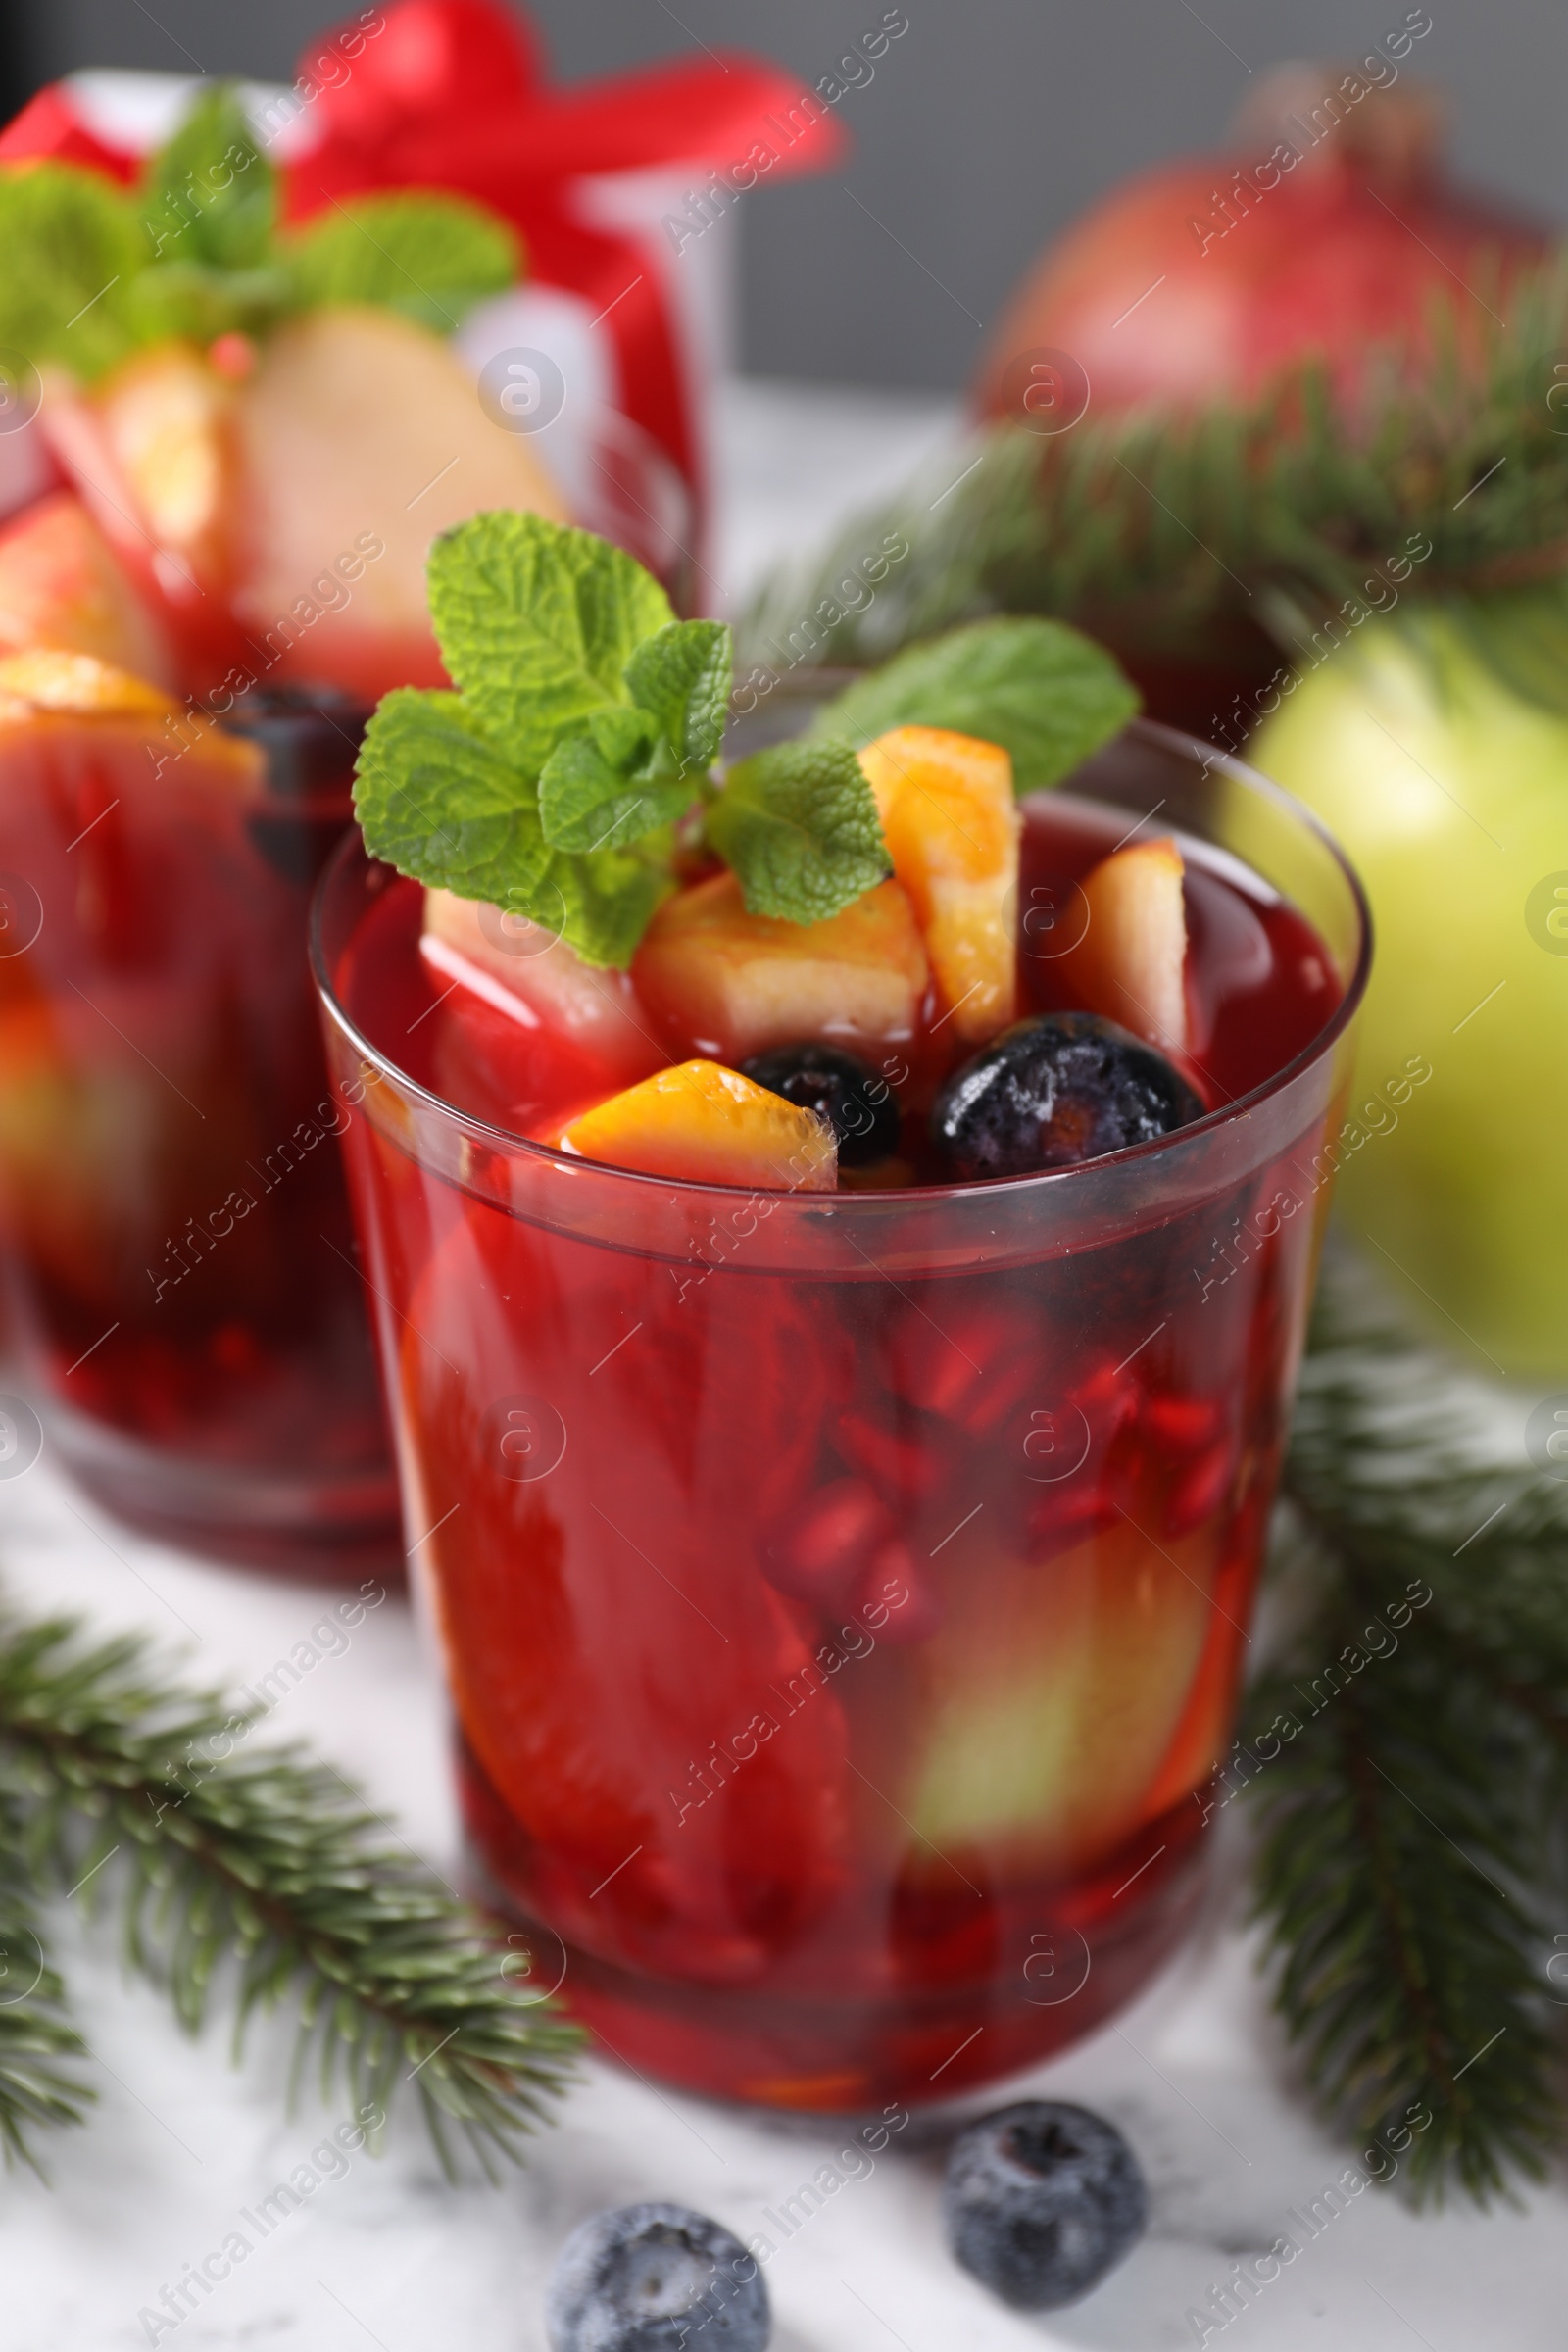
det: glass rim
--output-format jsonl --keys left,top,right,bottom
{"left": 310, "top": 716, "right": 1372, "bottom": 1210}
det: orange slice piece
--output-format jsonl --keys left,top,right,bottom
{"left": 1058, "top": 835, "right": 1188, "bottom": 1052}
{"left": 0, "top": 652, "right": 261, "bottom": 799}
{"left": 856, "top": 724, "right": 1020, "bottom": 1045}
{"left": 632, "top": 871, "right": 928, "bottom": 1061}
{"left": 560, "top": 1059, "right": 838, "bottom": 1190}
{"left": 0, "top": 649, "right": 180, "bottom": 722}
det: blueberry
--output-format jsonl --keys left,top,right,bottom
{"left": 547, "top": 2202, "right": 770, "bottom": 2352}
{"left": 220, "top": 683, "right": 371, "bottom": 800}
{"left": 224, "top": 685, "right": 372, "bottom": 886}
{"left": 740, "top": 1043, "right": 901, "bottom": 1167}
{"left": 931, "top": 1012, "right": 1202, "bottom": 1180}
{"left": 943, "top": 2100, "right": 1147, "bottom": 2311}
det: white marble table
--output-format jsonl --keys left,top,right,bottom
{"left": 3, "top": 381, "right": 1565, "bottom": 2352}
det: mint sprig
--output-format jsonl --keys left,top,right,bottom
{"left": 354, "top": 514, "right": 897, "bottom": 964}
{"left": 811, "top": 614, "right": 1140, "bottom": 792}
{"left": 0, "top": 83, "right": 519, "bottom": 381}
{"left": 354, "top": 518, "right": 1144, "bottom": 966}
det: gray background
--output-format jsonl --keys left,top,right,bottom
{"left": 10, "top": 1, "right": 1565, "bottom": 389}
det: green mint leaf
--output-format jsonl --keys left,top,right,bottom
{"left": 706, "top": 740, "right": 889, "bottom": 925}
{"left": 354, "top": 688, "right": 667, "bottom": 968}
{"left": 288, "top": 192, "right": 520, "bottom": 333}
{"left": 0, "top": 164, "right": 143, "bottom": 379}
{"left": 354, "top": 687, "right": 551, "bottom": 903}
{"left": 538, "top": 710, "right": 691, "bottom": 855}
{"left": 123, "top": 260, "right": 295, "bottom": 347}
{"left": 542, "top": 850, "right": 671, "bottom": 970}
{"left": 624, "top": 620, "right": 732, "bottom": 775}
{"left": 139, "top": 82, "right": 275, "bottom": 272}
{"left": 812, "top": 616, "right": 1140, "bottom": 793}
{"left": 586, "top": 705, "right": 660, "bottom": 770}
{"left": 428, "top": 514, "right": 674, "bottom": 775}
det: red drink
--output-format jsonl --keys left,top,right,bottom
{"left": 316, "top": 720, "right": 1366, "bottom": 2107}
{"left": 0, "top": 686, "right": 397, "bottom": 1571}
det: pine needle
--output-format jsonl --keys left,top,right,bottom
{"left": 740, "top": 252, "right": 1568, "bottom": 708}
{"left": 0, "top": 1611, "right": 580, "bottom": 2179}
{"left": 0, "top": 1788, "right": 92, "bottom": 2176}
{"left": 1244, "top": 1263, "right": 1568, "bottom": 2202}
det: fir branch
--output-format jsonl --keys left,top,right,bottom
{"left": 1243, "top": 1269, "right": 1568, "bottom": 2202}
{"left": 739, "top": 252, "right": 1568, "bottom": 690}
{"left": 0, "top": 1611, "right": 580, "bottom": 2179}
{"left": 0, "top": 1788, "right": 92, "bottom": 2175}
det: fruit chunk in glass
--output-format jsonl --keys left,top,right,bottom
{"left": 317, "top": 717, "right": 1366, "bottom": 2106}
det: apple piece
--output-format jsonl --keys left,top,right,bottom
{"left": 559, "top": 1058, "right": 837, "bottom": 1190}
{"left": 396, "top": 1208, "right": 854, "bottom": 1980}
{"left": 1058, "top": 835, "right": 1189, "bottom": 1053}
{"left": 40, "top": 368, "right": 248, "bottom": 692}
{"left": 421, "top": 888, "right": 662, "bottom": 1090}
{"left": 633, "top": 871, "right": 929, "bottom": 1062}
{"left": 0, "top": 997, "right": 147, "bottom": 1303}
{"left": 905, "top": 1513, "right": 1218, "bottom": 1875}
{"left": 92, "top": 342, "right": 234, "bottom": 598}
{"left": 0, "top": 492, "right": 176, "bottom": 685}
{"left": 231, "top": 307, "right": 570, "bottom": 700}
{"left": 856, "top": 724, "right": 1020, "bottom": 1044}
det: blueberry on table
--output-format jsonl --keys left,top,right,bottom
{"left": 943, "top": 2100, "right": 1148, "bottom": 2310}
{"left": 547, "top": 2202, "right": 770, "bottom": 2352}
{"left": 931, "top": 1012, "right": 1202, "bottom": 1179}
{"left": 741, "top": 1042, "right": 902, "bottom": 1167}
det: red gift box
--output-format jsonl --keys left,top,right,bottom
{"left": 0, "top": 0, "right": 846, "bottom": 552}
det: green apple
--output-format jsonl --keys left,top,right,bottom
{"left": 1251, "top": 591, "right": 1568, "bottom": 1378}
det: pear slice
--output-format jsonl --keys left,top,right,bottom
{"left": 232, "top": 307, "right": 569, "bottom": 699}
{"left": 1058, "top": 834, "right": 1188, "bottom": 1053}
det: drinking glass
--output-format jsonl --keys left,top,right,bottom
{"left": 0, "top": 687, "right": 398, "bottom": 1573}
{"left": 312, "top": 719, "right": 1367, "bottom": 2106}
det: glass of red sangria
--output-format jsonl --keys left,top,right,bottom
{"left": 311, "top": 515, "right": 1368, "bottom": 2110}
{"left": 0, "top": 76, "right": 604, "bottom": 1567}
{"left": 0, "top": 668, "right": 398, "bottom": 1571}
